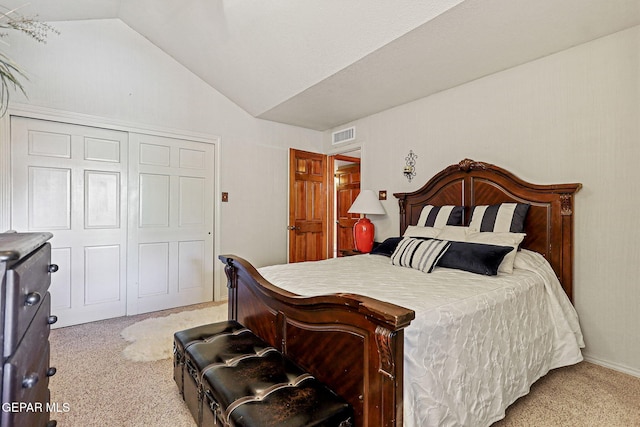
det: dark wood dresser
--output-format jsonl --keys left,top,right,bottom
{"left": 0, "top": 232, "right": 58, "bottom": 427}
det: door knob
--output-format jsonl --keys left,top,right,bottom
{"left": 287, "top": 226, "right": 300, "bottom": 231}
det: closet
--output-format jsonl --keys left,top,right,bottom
{"left": 10, "top": 117, "right": 215, "bottom": 327}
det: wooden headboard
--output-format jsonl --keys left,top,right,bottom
{"left": 393, "top": 159, "right": 581, "bottom": 301}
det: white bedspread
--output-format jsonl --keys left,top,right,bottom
{"left": 258, "top": 250, "right": 584, "bottom": 427}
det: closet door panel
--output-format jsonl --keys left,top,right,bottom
{"left": 128, "top": 133, "right": 214, "bottom": 315}
{"left": 11, "top": 117, "right": 128, "bottom": 327}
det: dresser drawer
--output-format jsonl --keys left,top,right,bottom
{"left": 1, "top": 342, "right": 52, "bottom": 427}
{"left": 1, "top": 293, "right": 54, "bottom": 427}
{"left": 2, "top": 294, "right": 54, "bottom": 427}
{"left": 3, "top": 243, "right": 53, "bottom": 357}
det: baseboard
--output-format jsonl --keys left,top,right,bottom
{"left": 583, "top": 353, "right": 640, "bottom": 379}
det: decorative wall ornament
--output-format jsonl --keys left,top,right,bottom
{"left": 403, "top": 150, "right": 417, "bottom": 182}
{"left": 457, "top": 158, "right": 488, "bottom": 172}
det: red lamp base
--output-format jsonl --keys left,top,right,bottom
{"left": 353, "top": 217, "right": 375, "bottom": 253}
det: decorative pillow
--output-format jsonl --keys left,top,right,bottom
{"left": 435, "top": 225, "right": 469, "bottom": 242}
{"left": 465, "top": 231, "right": 526, "bottom": 273}
{"left": 390, "top": 238, "right": 451, "bottom": 273}
{"left": 370, "top": 237, "right": 403, "bottom": 257}
{"left": 437, "top": 241, "right": 514, "bottom": 276}
{"left": 468, "top": 203, "right": 530, "bottom": 233}
{"left": 417, "top": 205, "right": 464, "bottom": 228}
{"left": 403, "top": 225, "right": 440, "bottom": 239}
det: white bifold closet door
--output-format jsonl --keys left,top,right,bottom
{"left": 127, "top": 133, "right": 214, "bottom": 315}
{"left": 11, "top": 117, "right": 129, "bottom": 327}
{"left": 10, "top": 117, "right": 215, "bottom": 327}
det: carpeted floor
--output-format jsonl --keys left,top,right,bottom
{"left": 493, "top": 361, "right": 640, "bottom": 426}
{"left": 48, "top": 302, "right": 640, "bottom": 427}
{"left": 49, "top": 302, "right": 221, "bottom": 427}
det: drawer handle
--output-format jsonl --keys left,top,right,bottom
{"left": 25, "top": 292, "right": 41, "bottom": 306}
{"left": 46, "top": 367, "right": 57, "bottom": 377}
{"left": 22, "top": 373, "right": 39, "bottom": 388}
{"left": 48, "top": 264, "right": 59, "bottom": 273}
{"left": 48, "top": 315, "right": 58, "bottom": 325}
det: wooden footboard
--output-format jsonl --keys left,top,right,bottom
{"left": 219, "top": 255, "right": 415, "bottom": 427}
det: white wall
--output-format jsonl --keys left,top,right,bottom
{"left": 325, "top": 26, "right": 640, "bottom": 376}
{"left": 1, "top": 19, "right": 323, "bottom": 297}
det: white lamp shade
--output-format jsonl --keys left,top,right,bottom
{"left": 347, "top": 190, "right": 386, "bottom": 215}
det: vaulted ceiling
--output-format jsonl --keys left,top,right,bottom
{"left": 4, "top": 0, "right": 640, "bottom": 130}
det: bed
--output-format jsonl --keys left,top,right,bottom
{"left": 219, "top": 158, "right": 584, "bottom": 426}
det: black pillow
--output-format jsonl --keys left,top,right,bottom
{"left": 370, "top": 237, "right": 403, "bottom": 257}
{"left": 437, "top": 241, "right": 514, "bottom": 276}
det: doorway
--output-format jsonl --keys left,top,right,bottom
{"left": 332, "top": 154, "right": 361, "bottom": 257}
{"left": 288, "top": 148, "right": 361, "bottom": 263}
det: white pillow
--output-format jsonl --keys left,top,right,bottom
{"left": 403, "top": 225, "right": 440, "bottom": 239}
{"left": 435, "top": 226, "right": 470, "bottom": 242}
{"left": 465, "top": 231, "right": 526, "bottom": 273}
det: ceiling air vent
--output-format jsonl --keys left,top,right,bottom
{"left": 332, "top": 127, "right": 356, "bottom": 145}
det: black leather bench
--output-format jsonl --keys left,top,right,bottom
{"left": 174, "top": 320, "right": 353, "bottom": 427}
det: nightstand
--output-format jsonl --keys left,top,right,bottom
{"left": 339, "top": 242, "right": 381, "bottom": 257}
{"left": 339, "top": 249, "right": 363, "bottom": 257}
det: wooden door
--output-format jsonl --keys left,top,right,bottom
{"left": 11, "top": 117, "right": 129, "bottom": 327}
{"left": 127, "top": 133, "right": 214, "bottom": 315}
{"left": 335, "top": 163, "right": 361, "bottom": 256}
{"left": 289, "top": 149, "right": 328, "bottom": 263}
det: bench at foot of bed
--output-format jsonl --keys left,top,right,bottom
{"left": 173, "top": 320, "right": 354, "bottom": 427}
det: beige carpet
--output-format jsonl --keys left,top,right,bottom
{"left": 49, "top": 301, "right": 223, "bottom": 427}
{"left": 48, "top": 303, "right": 640, "bottom": 427}
{"left": 494, "top": 362, "right": 640, "bottom": 427}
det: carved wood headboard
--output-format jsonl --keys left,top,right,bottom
{"left": 393, "top": 159, "right": 581, "bottom": 301}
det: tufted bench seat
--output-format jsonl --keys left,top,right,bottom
{"left": 174, "top": 320, "right": 353, "bottom": 427}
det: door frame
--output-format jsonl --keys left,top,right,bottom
{"left": 328, "top": 154, "right": 361, "bottom": 258}
{"left": 0, "top": 103, "right": 225, "bottom": 302}
{"left": 327, "top": 143, "right": 365, "bottom": 257}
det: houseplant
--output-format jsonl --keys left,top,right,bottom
{"left": 0, "top": 4, "right": 57, "bottom": 116}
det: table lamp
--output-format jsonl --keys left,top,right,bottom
{"left": 347, "top": 190, "right": 386, "bottom": 253}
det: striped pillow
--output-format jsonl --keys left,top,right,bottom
{"left": 390, "top": 238, "right": 451, "bottom": 273}
{"left": 417, "top": 205, "right": 464, "bottom": 227}
{"left": 469, "top": 203, "right": 530, "bottom": 233}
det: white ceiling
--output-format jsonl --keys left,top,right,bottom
{"left": 4, "top": 0, "right": 640, "bottom": 130}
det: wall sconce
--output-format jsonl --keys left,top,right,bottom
{"left": 404, "top": 150, "right": 417, "bottom": 182}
